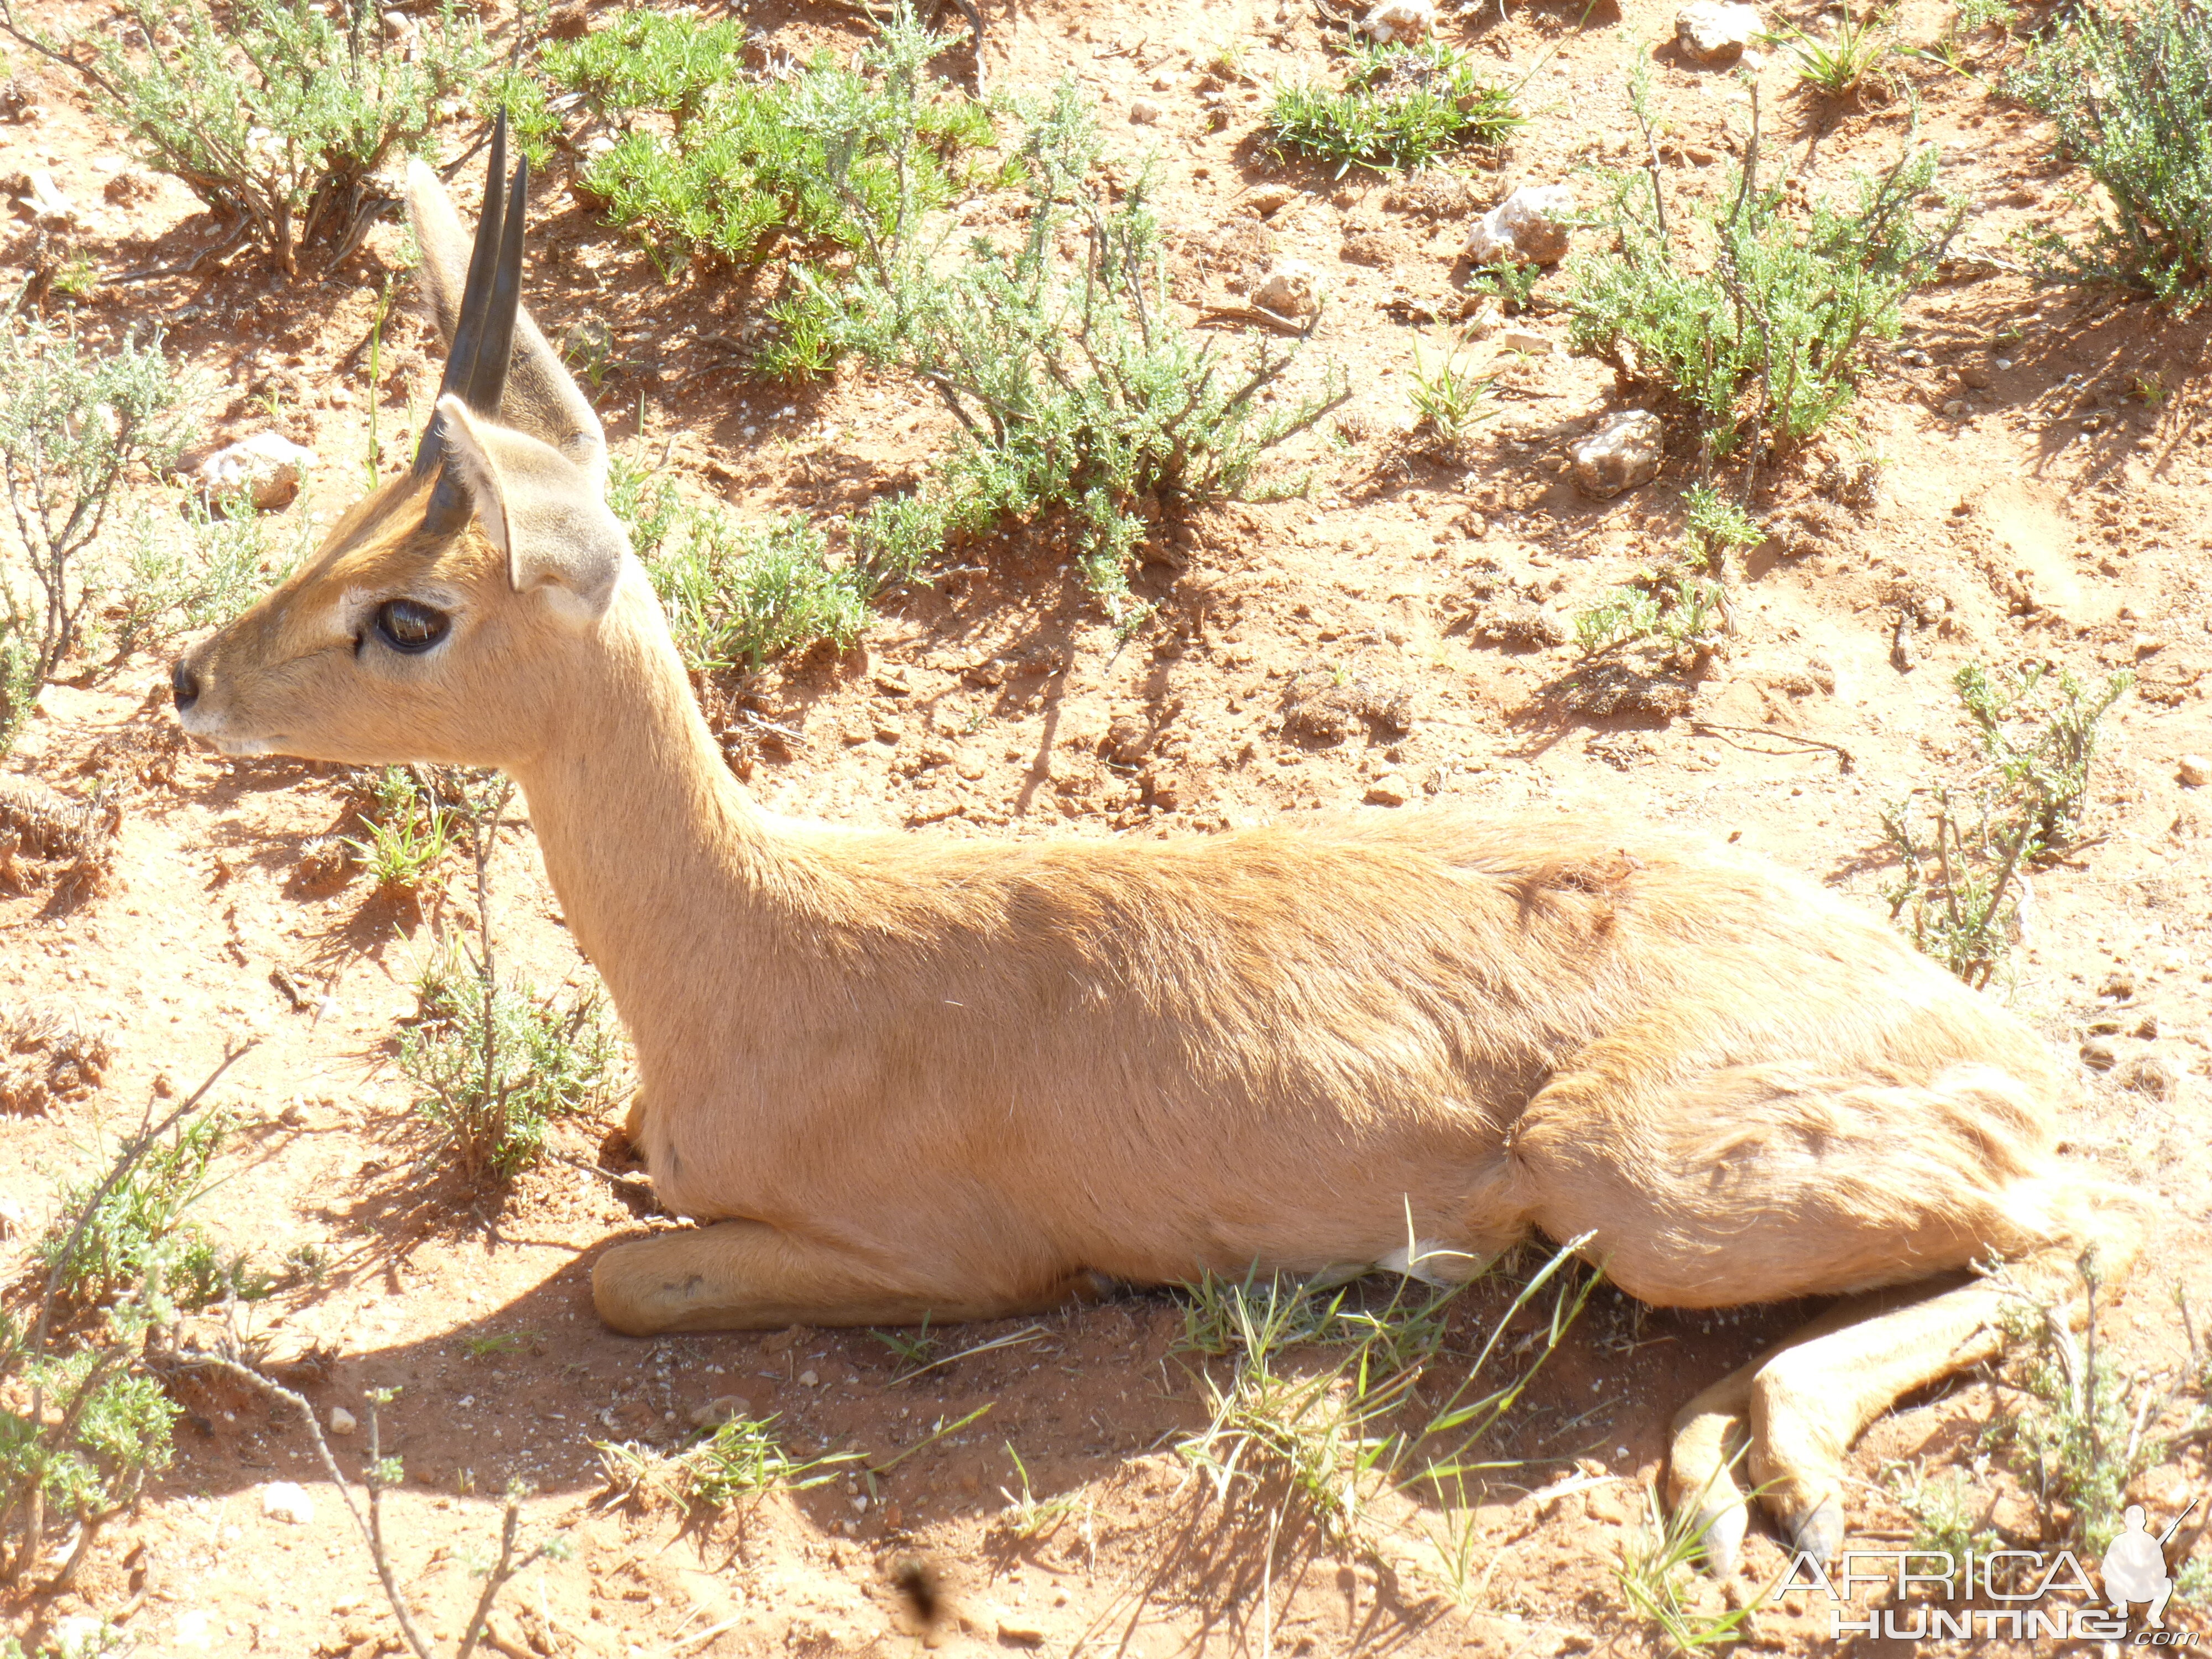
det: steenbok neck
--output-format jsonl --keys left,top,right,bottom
{"left": 504, "top": 568, "right": 792, "bottom": 1042}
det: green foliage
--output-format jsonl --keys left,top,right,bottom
{"left": 66, "top": 0, "right": 494, "bottom": 273}
{"left": 1567, "top": 85, "right": 1960, "bottom": 458}
{"left": 551, "top": 8, "right": 991, "bottom": 276}
{"left": 1681, "top": 483, "right": 1764, "bottom": 571}
{"left": 1265, "top": 39, "right": 1521, "bottom": 175}
{"left": 1889, "top": 1467, "right": 2000, "bottom": 1562}
{"left": 114, "top": 487, "right": 306, "bottom": 653}
{"left": 837, "top": 86, "right": 1344, "bottom": 615}
{"left": 596, "top": 1413, "right": 857, "bottom": 1510}
{"left": 1173, "top": 1244, "right": 1595, "bottom": 1542}
{"left": 34, "top": 1114, "right": 260, "bottom": 1310}
{"left": 1992, "top": 1256, "right": 2161, "bottom": 1554}
{"left": 2008, "top": 0, "right": 2212, "bottom": 304}
{"left": 1406, "top": 330, "right": 1496, "bottom": 449}
{"left": 1771, "top": 3, "right": 1897, "bottom": 98}
{"left": 1615, "top": 1483, "right": 1757, "bottom": 1652}
{"left": 650, "top": 510, "right": 870, "bottom": 673}
{"left": 1575, "top": 571, "right": 1728, "bottom": 661}
{"left": 0, "top": 316, "right": 199, "bottom": 753}
{"left": 400, "top": 951, "right": 622, "bottom": 1178}
{"left": 1880, "top": 665, "right": 2129, "bottom": 985}
{"left": 341, "top": 766, "right": 456, "bottom": 897}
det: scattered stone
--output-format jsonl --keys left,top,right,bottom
{"left": 1246, "top": 183, "right": 1298, "bottom": 218}
{"left": 1129, "top": 96, "right": 1164, "bottom": 125}
{"left": 1941, "top": 399, "right": 1968, "bottom": 418}
{"left": 2178, "top": 754, "right": 2210, "bottom": 787}
{"left": 997, "top": 1614, "right": 1050, "bottom": 1646}
{"left": 1463, "top": 184, "right": 1573, "bottom": 267}
{"left": 2100, "top": 968, "right": 2137, "bottom": 1001}
{"left": 1674, "top": 1, "right": 1762, "bottom": 61}
{"left": 328, "top": 1406, "right": 357, "bottom": 1437}
{"left": 797, "top": 1369, "right": 821, "bottom": 1388}
{"left": 1571, "top": 411, "right": 1664, "bottom": 498}
{"left": 2078, "top": 1039, "right": 2117, "bottom": 1072}
{"left": 0, "top": 1198, "right": 23, "bottom": 1238}
{"left": 1496, "top": 327, "right": 1555, "bottom": 357}
{"left": 261, "top": 1481, "right": 315, "bottom": 1525}
{"left": 1365, "top": 774, "right": 1412, "bottom": 807}
{"left": 1359, "top": 0, "right": 1436, "bottom": 43}
{"left": 690, "top": 1394, "right": 754, "bottom": 1429}
{"left": 1252, "top": 259, "right": 1322, "bottom": 319}
{"left": 198, "top": 432, "right": 317, "bottom": 510}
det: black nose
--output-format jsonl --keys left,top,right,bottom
{"left": 170, "top": 659, "right": 200, "bottom": 712}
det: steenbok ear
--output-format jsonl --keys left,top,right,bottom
{"left": 436, "top": 395, "right": 626, "bottom": 619}
{"left": 406, "top": 158, "right": 608, "bottom": 485}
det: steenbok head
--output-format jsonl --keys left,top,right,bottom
{"left": 172, "top": 121, "right": 635, "bottom": 773}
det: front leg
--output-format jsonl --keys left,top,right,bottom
{"left": 591, "top": 1220, "right": 1110, "bottom": 1335}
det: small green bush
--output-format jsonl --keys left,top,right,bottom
{"left": 1567, "top": 74, "right": 1960, "bottom": 459}
{"left": 1880, "top": 664, "right": 2130, "bottom": 985}
{"left": 401, "top": 952, "right": 622, "bottom": 1179}
{"left": 834, "top": 85, "right": 1344, "bottom": 614}
{"left": 114, "top": 487, "right": 305, "bottom": 653}
{"left": 546, "top": 9, "right": 992, "bottom": 276}
{"left": 2008, "top": 0, "right": 2212, "bottom": 304}
{"left": 1265, "top": 39, "right": 1521, "bottom": 175}
{"left": 0, "top": 316, "right": 199, "bottom": 754}
{"left": 24, "top": 0, "right": 497, "bottom": 273}
{"left": 34, "top": 1113, "right": 262, "bottom": 1310}
{"left": 651, "top": 511, "right": 869, "bottom": 673}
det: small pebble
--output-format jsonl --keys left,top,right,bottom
{"left": 2178, "top": 754, "right": 2210, "bottom": 787}
{"left": 798, "top": 1369, "right": 821, "bottom": 1387}
{"left": 1365, "top": 775, "right": 1412, "bottom": 807}
{"left": 328, "top": 1406, "right": 357, "bottom": 1437}
{"left": 1129, "top": 96, "right": 1164, "bottom": 124}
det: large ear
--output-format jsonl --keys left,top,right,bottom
{"left": 437, "top": 397, "right": 627, "bottom": 620}
{"left": 407, "top": 158, "right": 608, "bottom": 487}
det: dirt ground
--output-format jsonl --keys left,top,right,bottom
{"left": 3, "top": 0, "right": 2211, "bottom": 1651}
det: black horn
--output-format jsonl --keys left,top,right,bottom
{"left": 414, "top": 114, "right": 530, "bottom": 528}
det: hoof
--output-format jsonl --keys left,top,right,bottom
{"left": 1694, "top": 1498, "right": 1749, "bottom": 1579}
{"left": 1784, "top": 1495, "right": 1845, "bottom": 1563}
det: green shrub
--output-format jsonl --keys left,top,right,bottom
{"left": 834, "top": 85, "right": 1345, "bottom": 614}
{"left": 650, "top": 510, "right": 869, "bottom": 672}
{"left": 17, "top": 0, "right": 497, "bottom": 273}
{"left": 0, "top": 316, "right": 199, "bottom": 753}
{"left": 1880, "top": 665, "right": 2130, "bottom": 984}
{"left": 114, "top": 487, "right": 306, "bottom": 652}
{"left": 401, "top": 951, "right": 622, "bottom": 1178}
{"left": 34, "top": 1113, "right": 262, "bottom": 1310}
{"left": 1265, "top": 39, "right": 1521, "bottom": 175}
{"left": 2008, "top": 0, "right": 2212, "bottom": 304}
{"left": 548, "top": 8, "right": 991, "bottom": 276}
{"left": 1567, "top": 74, "right": 1960, "bottom": 458}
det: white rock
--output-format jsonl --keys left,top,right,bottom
{"left": 328, "top": 1406, "right": 358, "bottom": 1436}
{"left": 198, "top": 432, "right": 316, "bottom": 510}
{"left": 1252, "top": 259, "right": 1323, "bottom": 319}
{"left": 0, "top": 1197, "right": 24, "bottom": 1239}
{"left": 174, "top": 1609, "right": 217, "bottom": 1651}
{"left": 260, "top": 1481, "right": 315, "bottom": 1525}
{"left": 1571, "top": 410, "right": 1665, "bottom": 498}
{"left": 797, "top": 1369, "right": 821, "bottom": 1387}
{"left": 1463, "top": 184, "right": 1573, "bottom": 267}
{"left": 1359, "top": 0, "right": 1436, "bottom": 43}
{"left": 1365, "top": 774, "right": 1412, "bottom": 807}
{"left": 1496, "top": 328, "right": 1555, "bottom": 356}
{"left": 1675, "top": 1, "right": 1762, "bottom": 61}
{"left": 2179, "top": 754, "right": 2210, "bottom": 787}
{"left": 1129, "top": 96, "right": 1164, "bottom": 125}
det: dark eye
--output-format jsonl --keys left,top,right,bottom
{"left": 374, "top": 598, "right": 449, "bottom": 654}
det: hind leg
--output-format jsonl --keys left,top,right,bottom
{"left": 1516, "top": 1050, "right": 2141, "bottom": 1561}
